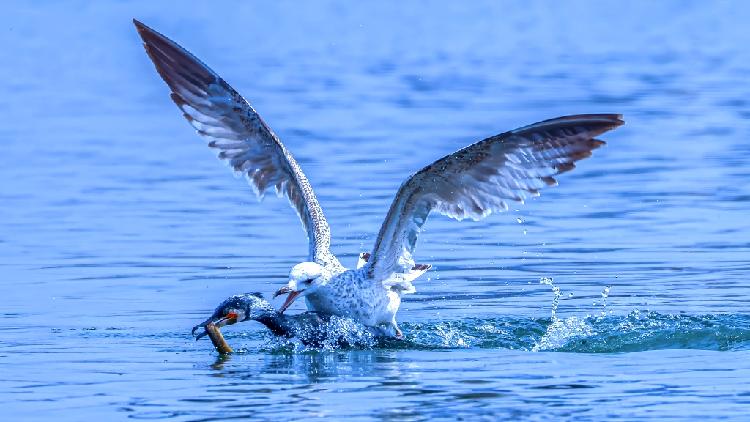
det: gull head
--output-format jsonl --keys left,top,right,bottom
{"left": 273, "top": 262, "right": 326, "bottom": 313}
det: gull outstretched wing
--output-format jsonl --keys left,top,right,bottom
{"left": 134, "top": 20, "right": 340, "bottom": 268}
{"left": 367, "top": 114, "right": 624, "bottom": 281}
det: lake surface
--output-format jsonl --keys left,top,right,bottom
{"left": 2, "top": 1, "right": 750, "bottom": 420}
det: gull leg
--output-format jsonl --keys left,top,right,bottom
{"left": 391, "top": 319, "right": 404, "bottom": 339}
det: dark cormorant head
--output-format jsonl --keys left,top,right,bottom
{"left": 192, "top": 293, "right": 275, "bottom": 339}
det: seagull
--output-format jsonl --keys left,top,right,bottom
{"left": 192, "top": 293, "right": 388, "bottom": 347}
{"left": 134, "top": 20, "right": 624, "bottom": 338}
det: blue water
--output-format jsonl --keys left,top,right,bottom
{"left": 2, "top": 1, "right": 750, "bottom": 420}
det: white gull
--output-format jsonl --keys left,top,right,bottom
{"left": 134, "top": 20, "right": 624, "bottom": 338}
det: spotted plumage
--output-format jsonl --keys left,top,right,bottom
{"left": 135, "top": 20, "right": 623, "bottom": 338}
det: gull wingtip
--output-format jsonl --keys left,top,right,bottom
{"left": 132, "top": 18, "right": 146, "bottom": 31}
{"left": 132, "top": 19, "right": 159, "bottom": 41}
{"left": 132, "top": 19, "right": 152, "bottom": 44}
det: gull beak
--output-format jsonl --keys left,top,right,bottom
{"left": 192, "top": 312, "right": 238, "bottom": 340}
{"left": 273, "top": 285, "right": 293, "bottom": 299}
{"left": 273, "top": 282, "right": 302, "bottom": 314}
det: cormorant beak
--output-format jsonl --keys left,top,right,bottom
{"left": 192, "top": 312, "right": 239, "bottom": 340}
{"left": 192, "top": 318, "right": 212, "bottom": 340}
{"left": 273, "top": 283, "right": 302, "bottom": 314}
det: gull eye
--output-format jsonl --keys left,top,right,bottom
{"left": 304, "top": 278, "right": 313, "bottom": 284}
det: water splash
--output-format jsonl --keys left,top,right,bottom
{"left": 540, "top": 277, "right": 561, "bottom": 320}
{"left": 264, "top": 315, "right": 379, "bottom": 353}
{"left": 317, "top": 315, "right": 378, "bottom": 350}
{"left": 205, "top": 279, "right": 750, "bottom": 354}
{"left": 403, "top": 321, "right": 472, "bottom": 348}
{"left": 532, "top": 277, "right": 594, "bottom": 352}
{"left": 202, "top": 309, "right": 750, "bottom": 355}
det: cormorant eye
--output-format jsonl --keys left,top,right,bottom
{"left": 305, "top": 278, "right": 313, "bottom": 284}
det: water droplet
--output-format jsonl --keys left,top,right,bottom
{"left": 539, "top": 277, "right": 560, "bottom": 320}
